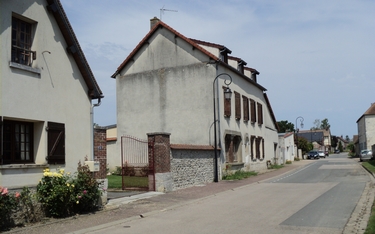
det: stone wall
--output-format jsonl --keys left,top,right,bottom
{"left": 93, "top": 128, "right": 107, "bottom": 179}
{"left": 171, "top": 149, "right": 214, "bottom": 190}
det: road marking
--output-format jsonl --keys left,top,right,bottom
{"left": 270, "top": 162, "right": 317, "bottom": 183}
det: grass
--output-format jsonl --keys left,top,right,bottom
{"left": 361, "top": 160, "right": 375, "bottom": 234}
{"left": 107, "top": 175, "right": 148, "bottom": 189}
{"left": 269, "top": 164, "right": 284, "bottom": 169}
{"left": 222, "top": 170, "right": 258, "bottom": 180}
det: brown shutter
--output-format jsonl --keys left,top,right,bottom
{"left": 250, "top": 99, "right": 256, "bottom": 123}
{"left": 47, "top": 122, "right": 65, "bottom": 164}
{"left": 0, "top": 116, "right": 2, "bottom": 165}
{"left": 257, "top": 103, "right": 263, "bottom": 125}
{"left": 262, "top": 138, "right": 265, "bottom": 159}
{"left": 235, "top": 92, "right": 241, "bottom": 120}
{"left": 242, "top": 96, "right": 249, "bottom": 121}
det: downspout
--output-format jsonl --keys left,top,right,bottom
{"left": 90, "top": 98, "right": 101, "bottom": 161}
{"left": 215, "top": 62, "right": 223, "bottom": 178}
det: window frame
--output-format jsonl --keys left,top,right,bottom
{"left": 223, "top": 86, "right": 231, "bottom": 118}
{"left": 11, "top": 16, "right": 36, "bottom": 67}
{"left": 1, "top": 120, "right": 34, "bottom": 165}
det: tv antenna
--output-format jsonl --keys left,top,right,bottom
{"left": 160, "top": 5, "right": 178, "bottom": 20}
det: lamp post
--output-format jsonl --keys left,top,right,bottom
{"left": 213, "top": 73, "right": 232, "bottom": 182}
{"left": 295, "top": 116, "right": 304, "bottom": 158}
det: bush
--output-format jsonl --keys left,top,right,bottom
{"left": 286, "top": 160, "right": 292, "bottom": 164}
{"left": 0, "top": 187, "right": 20, "bottom": 230}
{"left": 37, "top": 162, "right": 101, "bottom": 218}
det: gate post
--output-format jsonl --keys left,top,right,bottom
{"left": 147, "top": 132, "right": 172, "bottom": 192}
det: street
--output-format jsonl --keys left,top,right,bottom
{"left": 69, "top": 153, "right": 373, "bottom": 234}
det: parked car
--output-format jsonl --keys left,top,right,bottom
{"left": 334, "top": 149, "right": 340, "bottom": 154}
{"left": 307, "top": 150, "right": 320, "bottom": 159}
{"left": 318, "top": 151, "right": 326, "bottom": 158}
{"left": 360, "top": 150, "right": 373, "bottom": 162}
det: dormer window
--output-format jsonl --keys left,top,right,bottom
{"left": 219, "top": 47, "right": 231, "bottom": 64}
{"left": 11, "top": 17, "right": 36, "bottom": 66}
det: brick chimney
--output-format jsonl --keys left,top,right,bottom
{"left": 150, "top": 17, "right": 160, "bottom": 30}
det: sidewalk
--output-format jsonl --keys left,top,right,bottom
{"left": 6, "top": 160, "right": 313, "bottom": 234}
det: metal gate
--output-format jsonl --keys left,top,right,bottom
{"left": 120, "top": 135, "right": 155, "bottom": 191}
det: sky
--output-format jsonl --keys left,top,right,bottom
{"left": 60, "top": 0, "right": 375, "bottom": 139}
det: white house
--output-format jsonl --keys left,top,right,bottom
{"left": 357, "top": 103, "right": 375, "bottom": 152}
{"left": 278, "top": 132, "right": 295, "bottom": 164}
{"left": 111, "top": 18, "right": 279, "bottom": 179}
{"left": 0, "top": 0, "right": 103, "bottom": 188}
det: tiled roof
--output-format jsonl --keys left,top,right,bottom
{"left": 170, "top": 144, "right": 218, "bottom": 151}
{"left": 356, "top": 103, "right": 375, "bottom": 123}
{"left": 47, "top": 0, "right": 103, "bottom": 99}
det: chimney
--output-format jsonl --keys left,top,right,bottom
{"left": 150, "top": 17, "right": 160, "bottom": 30}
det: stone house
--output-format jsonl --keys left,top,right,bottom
{"left": 0, "top": 0, "right": 103, "bottom": 188}
{"left": 110, "top": 18, "right": 279, "bottom": 185}
{"left": 357, "top": 103, "right": 375, "bottom": 152}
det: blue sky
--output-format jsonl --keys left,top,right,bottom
{"left": 61, "top": 0, "right": 375, "bottom": 139}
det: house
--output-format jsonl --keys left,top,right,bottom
{"left": 336, "top": 136, "right": 349, "bottom": 150}
{"left": 0, "top": 0, "right": 103, "bottom": 188}
{"left": 356, "top": 103, "right": 375, "bottom": 152}
{"left": 278, "top": 132, "right": 295, "bottom": 164}
{"left": 111, "top": 17, "right": 279, "bottom": 181}
{"left": 297, "top": 129, "right": 331, "bottom": 151}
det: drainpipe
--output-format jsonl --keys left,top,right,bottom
{"left": 90, "top": 98, "right": 101, "bottom": 161}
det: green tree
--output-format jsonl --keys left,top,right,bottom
{"left": 338, "top": 141, "right": 344, "bottom": 152}
{"left": 277, "top": 120, "right": 295, "bottom": 133}
{"left": 345, "top": 135, "right": 350, "bottom": 142}
{"left": 312, "top": 119, "right": 321, "bottom": 130}
{"left": 320, "top": 118, "right": 330, "bottom": 130}
{"left": 331, "top": 136, "right": 338, "bottom": 148}
{"left": 347, "top": 142, "right": 355, "bottom": 153}
{"left": 296, "top": 136, "right": 310, "bottom": 155}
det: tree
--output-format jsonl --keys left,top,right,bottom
{"left": 312, "top": 119, "right": 320, "bottom": 130}
{"left": 345, "top": 135, "right": 350, "bottom": 142}
{"left": 277, "top": 120, "right": 295, "bottom": 133}
{"left": 338, "top": 141, "right": 344, "bottom": 152}
{"left": 331, "top": 136, "right": 338, "bottom": 148}
{"left": 320, "top": 118, "right": 330, "bottom": 130}
{"left": 296, "top": 136, "right": 310, "bottom": 156}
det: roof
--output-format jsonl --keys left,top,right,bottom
{"left": 297, "top": 130, "right": 324, "bottom": 143}
{"left": 356, "top": 103, "right": 375, "bottom": 123}
{"left": 110, "top": 19, "right": 267, "bottom": 91}
{"left": 46, "top": 0, "right": 103, "bottom": 99}
{"left": 263, "top": 93, "right": 279, "bottom": 132}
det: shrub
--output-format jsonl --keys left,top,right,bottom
{"left": 37, "top": 162, "right": 101, "bottom": 218}
{"left": 286, "top": 160, "right": 292, "bottom": 164}
{"left": 17, "top": 187, "right": 43, "bottom": 224}
{"left": 0, "top": 187, "right": 20, "bottom": 230}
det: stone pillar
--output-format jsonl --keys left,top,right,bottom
{"left": 147, "top": 132, "right": 172, "bottom": 192}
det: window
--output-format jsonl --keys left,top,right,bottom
{"left": 225, "top": 134, "right": 241, "bottom": 163}
{"left": 257, "top": 103, "right": 263, "bottom": 125}
{"left": 223, "top": 87, "right": 231, "bottom": 117}
{"left": 234, "top": 91, "right": 241, "bottom": 120}
{"left": 11, "top": 17, "right": 35, "bottom": 66}
{"left": 250, "top": 99, "right": 256, "bottom": 123}
{"left": 47, "top": 122, "right": 65, "bottom": 165}
{"left": 242, "top": 95, "right": 249, "bottom": 122}
{"left": 1, "top": 120, "right": 34, "bottom": 164}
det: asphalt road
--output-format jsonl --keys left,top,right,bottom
{"left": 69, "top": 153, "right": 373, "bottom": 234}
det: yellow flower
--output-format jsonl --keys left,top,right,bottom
{"left": 76, "top": 201, "right": 79, "bottom": 204}
{"left": 72, "top": 184, "right": 75, "bottom": 188}
{"left": 59, "top": 169, "right": 65, "bottom": 174}
{"left": 67, "top": 183, "right": 70, "bottom": 187}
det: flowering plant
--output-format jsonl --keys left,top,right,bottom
{"left": 37, "top": 162, "right": 101, "bottom": 218}
{"left": 0, "top": 186, "right": 20, "bottom": 230}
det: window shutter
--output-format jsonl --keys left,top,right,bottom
{"left": 257, "top": 103, "right": 263, "bottom": 124}
{"left": 250, "top": 99, "right": 256, "bottom": 123}
{"left": 262, "top": 138, "right": 265, "bottom": 159}
{"left": 0, "top": 116, "right": 2, "bottom": 165}
{"left": 47, "top": 122, "right": 65, "bottom": 164}
{"left": 235, "top": 92, "right": 241, "bottom": 120}
{"left": 242, "top": 96, "right": 249, "bottom": 121}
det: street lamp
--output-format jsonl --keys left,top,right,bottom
{"left": 213, "top": 73, "right": 232, "bottom": 182}
{"left": 295, "top": 116, "right": 304, "bottom": 158}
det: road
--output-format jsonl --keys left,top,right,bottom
{"left": 70, "top": 153, "right": 373, "bottom": 234}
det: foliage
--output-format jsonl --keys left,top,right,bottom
{"left": 347, "top": 143, "right": 355, "bottom": 154}
{"left": 364, "top": 203, "right": 375, "bottom": 234}
{"left": 277, "top": 120, "right": 295, "bottom": 133}
{"left": 269, "top": 164, "right": 284, "bottom": 169}
{"left": 296, "top": 136, "right": 310, "bottom": 155}
{"left": 294, "top": 157, "right": 300, "bottom": 161}
{"left": 331, "top": 136, "right": 338, "bottom": 148}
{"left": 362, "top": 160, "right": 375, "bottom": 173}
{"left": 285, "top": 160, "right": 292, "bottom": 164}
{"left": 17, "top": 187, "right": 43, "bottom": 224}
{"left": 222, "top": 170, "right": 258, "bottom": 180}
{"left": 37, "top": 162, "right": 101, "bottom": 218}
{"left": 320, "top": 118, "right": 330, "bottom": 130}
{"left": 0, "top": 187, "right": 20, "bottom": 230}
{"left": 345, "top": 135, "right": 350, "bottom": 142}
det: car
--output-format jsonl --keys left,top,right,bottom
{"left": 318, "top": 150, "right": 326, "bottom": 158}
{"left": 307, "top": 150, "right": 320, "bottom": 159}
{"left": 360, "top": 150, "right": 373, "bottom": 162}
{"left": 334, "top": 149, "right": 340, "bottom": 154}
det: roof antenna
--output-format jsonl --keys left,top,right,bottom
{"left": 160, "top": 5, "right": 178, "bottom": 20}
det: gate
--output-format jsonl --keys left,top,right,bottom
{"left": 120, "top": 135, "right": 155, "bottom": 191}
